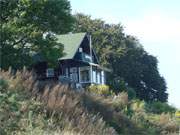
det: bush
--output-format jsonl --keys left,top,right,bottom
{"left": 0, "top": 78, "right": 9, "bottom": 92}
{"left": 145, "top": 102, "right": 176, "bottom": 114}
{"left": 87, "top": 84, "right": 115, "bottom": 97}
{"left": 131, "top": 99, "right": 146, "bottom": 113}
{"left": 175, "top": 110, "right": 180, "bottom": 124}
{"left": 157, "top": 113, "right": 179, "bottom": 134}
{"left": 109, "top": 77, "right": 127, "bottom": 93}
{"left": 113, "top": 92, "right": 129, "bottom": 109}
{"left": 127, "top": 87, "right": 136, "bottom": 100}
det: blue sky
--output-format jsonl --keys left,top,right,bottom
{"left": 70, "top": 0, "right": 180, "bottom": 108}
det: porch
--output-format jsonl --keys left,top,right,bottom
{"left": 59, "top": 63, "right": 106, "bottom": 86}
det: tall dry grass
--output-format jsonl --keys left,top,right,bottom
{"left": 0, "top": 68, "right": 117, "bottom": 135}
{"left": 1, "top": 68, "right": 179, "bottom": 135}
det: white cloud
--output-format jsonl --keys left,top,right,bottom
{"left": 124, "top": 11, "right": 180, "bottom": 42}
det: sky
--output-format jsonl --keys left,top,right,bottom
{"left": 69, "top": 0, "right": 180, "bottom": 108}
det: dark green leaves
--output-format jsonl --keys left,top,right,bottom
{"left": 1, "top": 0, "right": 74, "bottom": 69}
{"left": 73, "top": 13, "right": 168, "bottom": 102}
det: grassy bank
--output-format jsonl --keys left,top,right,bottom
{"left": 0, "top": 69, "right": 179, "bottom": 135}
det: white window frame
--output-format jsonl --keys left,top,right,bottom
{"left": 46, "top": 68, "right": 54, "bottom": 77}
{"left": 97, "top": 71, "right": 101, "bottom": 84}
{"left": 79, "top": 66, "right": 91, "bottom": 83}
{"left": 92, "top": 70, "right": 96, "bottom": 83}
{"left": 101, "top": 71, "right": 105, "bottom": 84}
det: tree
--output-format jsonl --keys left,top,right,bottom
{"left": 0, "top": 0, "right": 74, "bottom": 69}
{"left": 74, "top": 14, "right": 127, "bottom": 68}
{"left": 113, "top": 44, "right": 168, "bottom": 102}
{"left": 73, "top": 13, "right": 168, "bottom": 102}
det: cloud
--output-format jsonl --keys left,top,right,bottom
{"left": 124, "top": 11, "right": 180, "bottom": 42}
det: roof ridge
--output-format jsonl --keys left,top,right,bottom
{"left": 58, "top": 32, "right": 86, "bottom": 36}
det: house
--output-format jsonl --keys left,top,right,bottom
{"left": 34, "top": 33, "right": 108, "bottom": 88}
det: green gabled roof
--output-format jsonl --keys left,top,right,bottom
{"left": 56, "top": 33, "right": 86, "bottom": 60}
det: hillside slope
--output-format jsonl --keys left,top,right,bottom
{"left": 0, "top": 69, "right": 179, "bottom": 135}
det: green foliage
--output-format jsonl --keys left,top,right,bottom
{"left": 0, "top": 0, "right": 74, "bottom": 69}
{"left": 128, "top": 100, "right": 179, "bottom": 135}
{"left": 109, "top": 77, "right": 127, "bottom": 93}
{"left": 0, "top": 69, "right": 179, "bottom": 135}
{"left": 87, "top": 84, "right": 115, "bottom": 96}
{"left": 145, "top": 102, "right": 176, "bottom": 114}
{"left": 73, "top": 13, "right": 125, "bottom": 68}
{"left": 108, "top": 77, "right": 136, "bottom": 100}
{"left": 175, "top": 110, "right": 180, "bottom": 124}
{"left": 0, "top": 76, "right": 43, "bottom": 134}
{"left": 0, "top": 78, "right": 8, "bottom": 92}
{"left": 127, "top": 87, "right": 136, "bottom": 100}
{"left": 175, "top": 110, "right": 180, "bottom": 117}
{"left": 131, "top": 99, "right": 146, "bottom": 113}
{"left": 73, "top": 13, "right": 168, "bottom": 102}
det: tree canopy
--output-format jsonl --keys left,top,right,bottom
{"left": 73, "top": 13, "right": 168, "bottom": 102}
{"left": 0, "top": 0, "right": 74, "bottom": 69}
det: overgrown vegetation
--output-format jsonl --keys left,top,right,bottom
{"left": 0, "top": 69, "right": 179, "bottom": 135}
{"left": 0, "top": 69, "right": 116, "bottom": 135}
{"left": 1, "top": 0, "right": 179, "bottom": 134}
{"left": 1, "top": 0, "right": 168, "bottom": 102}
{"left": 87, "top": 84, "right": 115, "bottom": 97}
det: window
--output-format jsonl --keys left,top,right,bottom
{"left": 85, "top": 54, "right": 92, "bottom": 61}
{"left": 70, "top": 67, "right": 78, "bottom": 82}
{"left": 46, "top": 68, "right": 54, "bottom": 77}
{"left": 70, "top": 67, "right": 77, "bottom": 73}
{"left": 101, "top": 71, "right": 105, "bottom": 84}
{"left": 97, "top": 71, "right": 101, "bottom": 84}
{"left": 70, "top": 73, "right": 78, "bottom": 82}
{"left": 80, "top": 67, "right": 90, "bottom": 83}
{"left": 79, "top": 47, "right": 83, "bottom": 52}
{"left": 92, "top": 70, "right": 96, "bottom": 83}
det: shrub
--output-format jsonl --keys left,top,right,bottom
{"left": 175, "top": 110, "right": 180, "bottom": 117}
{"left": 131, "top": 99, "right": 146, "bottom": 113}
{"left": 0, "top": 77, "right": 8, "bottom": 92}
{"left": 127, "top": 87, "right": 136, "bottom": 100}
{"left": 109, "top": 77, "right": 127, "bottom": 93}
{"left": 175, "top": 110, "right": 180, "bottom": 124}
{"left": 87, "top": 84, "right": 115, "bottom": 97}
{"left": 145, "top": 102, "right": 176, "bottom": 114}
{"left": 113, "top": 92, "right": 129, "bottom": 109}
{"left": 157, "top": 113, "right": 179, "bottom": 134}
